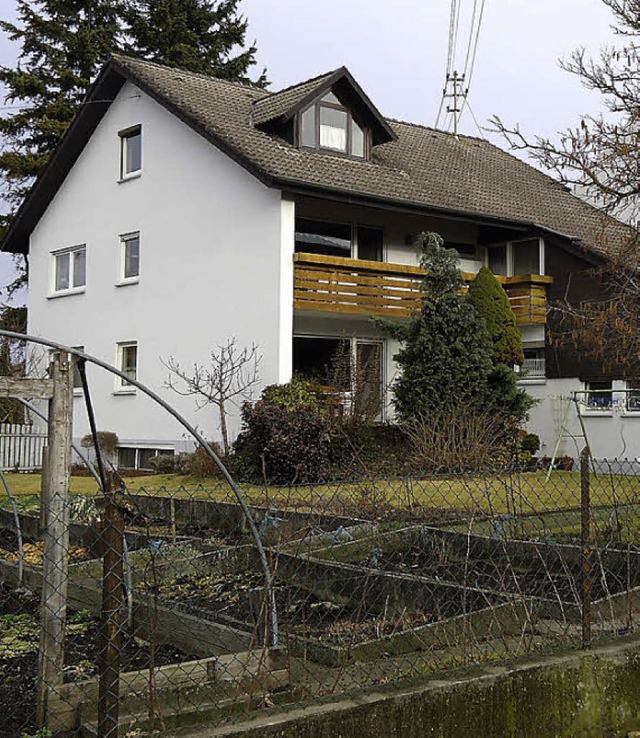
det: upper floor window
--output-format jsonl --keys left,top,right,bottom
{"left": 52, "top": 245, "right": 86, "bottom": 294}
{"left": 118, "top": 232, "right": 140, "bottom": 283}
{"left": 119, "top": 126, "right": 141, "bottom": 178}
{"left": 487, "top": 238, "right": 543, "bottom": 277}
{"left": 299, "top": 92, "right": 368, "bottom": 159}
{"left": 295, "top": 218, "right": 383, "bottom": 261}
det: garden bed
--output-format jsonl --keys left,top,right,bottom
{"left": 0, "top": 583, "right": 195, "bottom": 738}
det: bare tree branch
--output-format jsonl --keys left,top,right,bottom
{"left": 163, "top": 338, "right": 261, "bottom": 455}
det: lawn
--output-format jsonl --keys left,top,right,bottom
{"left": 0, "top": 468, "right": 638, "bottom": 520}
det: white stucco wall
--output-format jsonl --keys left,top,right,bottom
{"left": 524, "top": 378, "right": 640, "bottom": 460}
{"left": 28, "top": 82, "right": 285, "bottom": 451}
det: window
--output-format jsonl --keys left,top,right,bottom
{"left": 52, "top": 246, "right": 86, "bottom": 293}
{"left": 488, "top": 244, "right": 508, "bottom": 276}
{"left": 119, "top": 126, "right": 142, "bottom": 178}
{"left": 292, "top": 336, "right": 384, "bottom": 419}
{"left": 294, "top": 218, "right": 383, "bottom": 261}
{"left": 487, "top": 238, "right": 544, "bottom": 277}
{"left": 627, "top": 381, "right": 640, "bottom": 412}
{"left": 119, "top": 232, "right": 140, "bottom": 282}
{"left": 522, "top": 348, "right": 546, "bottom": 379}
{"left": 293, "top": 336, "right": 348, "bottom": 388}
{"left": 357, "top": 226, "right": 383, "bottom": 262}
{"left": 512, "top": 238, "right": 541, "bottom": 275}
{"left": 71, "top": 346, "right": 84, "bottom": 391}
{"left": 117, "top": 447, "right": 174, "bottom": 470}
{"left": 298, "top": 90, "right": 369, "bottom": 158}
{"left": 295, "top": 219, "right": 352, "bottom": 258}
{"left": 116, "top": 342, "right": 137, "bottom": 391}
{"left": 585, "top": 380, "right": 612, "bottom": 409}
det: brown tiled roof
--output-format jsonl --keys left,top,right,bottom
{"left": 252, "top": 70, "right": 338, "bottom": 125}
{"left": 2, "top": 55, "right": 631, "bottom": 255}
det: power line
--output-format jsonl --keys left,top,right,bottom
{"left": 436, "top": 0, "right": 488, "bottom": 135}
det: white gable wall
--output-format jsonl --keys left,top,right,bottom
{"left": 28, "top": 82, "right": 286, "bottom": 451}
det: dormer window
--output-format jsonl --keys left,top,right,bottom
{"left": 299, "top": 92, "right": 368, "bottom": 159}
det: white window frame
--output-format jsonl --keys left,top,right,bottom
{"left": 119, "top": 125, "right": 142, "bottom": 180}
{"left": 50, "top": 245, "right": 86, "bottom": 296}
{"left": 115, "top": 341, "right": 138, "bottom": 394}
{"left": 117, "top": 231, "right": 140, "bottom": 285}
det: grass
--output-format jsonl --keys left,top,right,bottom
{"left": 0, "top": 468, "right": 638, "bottom": 520}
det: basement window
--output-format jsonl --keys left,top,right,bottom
{"left": 118, "top": 447, "right": 174, "bottom": 470}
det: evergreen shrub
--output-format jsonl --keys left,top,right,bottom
{"left": 468, "top": 266, "right": 524, "bottom": 366}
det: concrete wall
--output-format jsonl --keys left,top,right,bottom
{"left": 199, "top": 635, "right": 640, "bottom": 738}
{"left": 28, "top": 82, "right": 284, "bottom": 451}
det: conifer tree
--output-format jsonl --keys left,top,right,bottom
{"left": 468, "top": 266, "right": 524, "bottom": 367}
{"left": 380, "top": 233, "right": 531, "bottom": 426}
{"left": 0, "top": 0, "right": 125, "bottom": 300}
{"left": 124, "top": 0, "right": 267, "bottom": 85}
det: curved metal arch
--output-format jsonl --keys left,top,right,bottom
{"left": 0, "top": 330, "right": 278, "bottom": 645}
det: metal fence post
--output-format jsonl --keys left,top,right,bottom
{"left": 580, "top": 445, "right": 592, "bottom": 648}
{"left": 97, "top": 479, "right": 125, "bottom": 738}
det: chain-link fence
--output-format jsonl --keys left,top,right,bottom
{"left": 1, "top": 451, "right": 640, "bottom": 736}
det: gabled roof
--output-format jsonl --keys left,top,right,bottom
{"left": 2, "top": 55, "right": 632, "bottom": 256}
{"left": 252, "top": 66, "right": 397, "bottom": 146}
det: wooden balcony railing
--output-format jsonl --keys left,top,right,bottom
{"left": 293, "top": 253, "right": 553, "bottom": 325}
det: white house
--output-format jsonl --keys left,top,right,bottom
{"left": 3, "top": 56, "right": 638, "bottom": 467}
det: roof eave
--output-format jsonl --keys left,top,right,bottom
{"left": 274, "top": 175, "right": 596, "bottom": 251}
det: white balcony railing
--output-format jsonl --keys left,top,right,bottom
{"left": 522, "top": 357, "right": 546, "bottom": 379}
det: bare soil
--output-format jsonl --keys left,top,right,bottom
{"left": 0, "top": 584, "right": 194, "bottom": 738}
{"left": 377, "top": 545, "right": 628, "bottom": 603}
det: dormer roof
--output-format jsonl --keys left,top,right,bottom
{"left": 252, "top": 66, "right": 397, "bottom": 146}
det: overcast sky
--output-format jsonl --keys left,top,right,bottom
{"left": 0, "top": 0, "right": 622, "bottom": 299}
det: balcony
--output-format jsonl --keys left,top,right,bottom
{"left": 521, "top": 357, "right": 546, "bottom": 379}
{"left": 293, "top": 253, "right": 553, "bottom": 324}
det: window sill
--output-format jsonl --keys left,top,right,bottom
{"left": 47, "top": 288, "right": 86, "bottom": 299}
{"left": 580, "top": 409, "right": 614, "bottom": 417}
{"left": 517, "top": 378, "right": 547, "bottom": 386}
{"left": 621, "top": 411, "right": 640, "bottom": 418}
{"left": 73, "top": 388, "right": 83, "bottom": 397}
{"left": 117, "top": 171, "right": 142, "bottom": 184}
{"left": 115, "top": 278, "right": 139, "bottom": 287}
{"left": 113, "top": 388, "right": 136, "bottom": 396}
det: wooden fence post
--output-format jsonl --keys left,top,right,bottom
{"left": 36, "top": 352, "right": 73, "bottom": 729}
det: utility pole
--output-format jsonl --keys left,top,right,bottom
{"left": 443, "top": 70, "right": 468, "bottom": 137}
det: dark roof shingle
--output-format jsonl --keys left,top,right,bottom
{"left": 3, "top": 55, "right": 631, "bottom": 255}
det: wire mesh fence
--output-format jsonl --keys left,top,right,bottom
{"left": 1, "top": 453, "right": 640, "bottom": 736}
